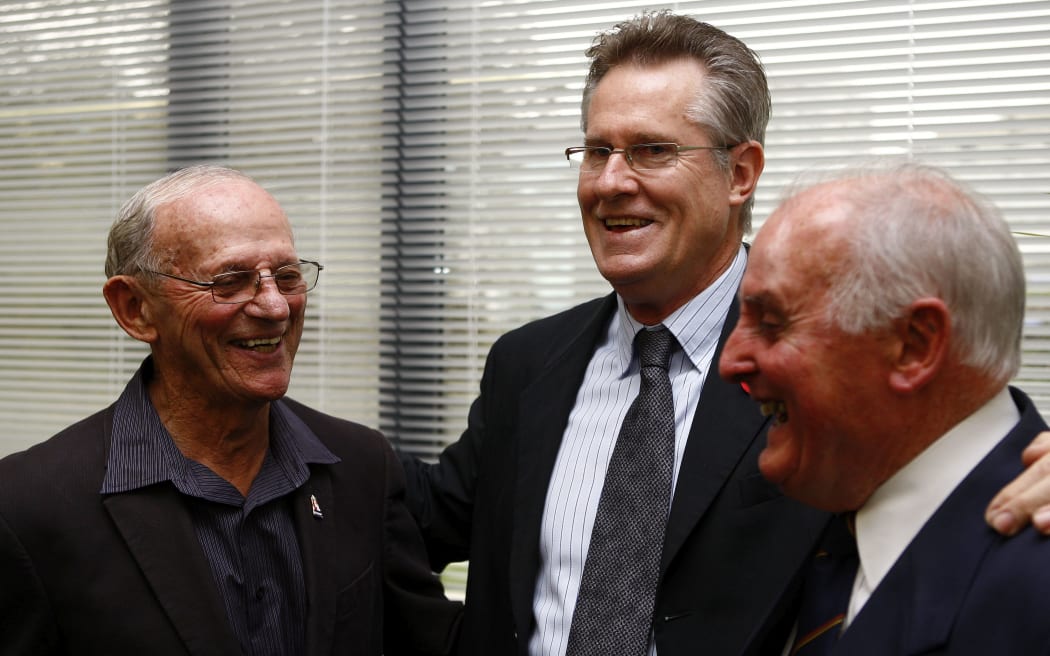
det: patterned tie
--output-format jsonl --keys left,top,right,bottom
{"left": 566, "top": 326, "right": 677, "bottom": 656}
{"left": 790, "top": 514, "right": 859, "bottom": 656}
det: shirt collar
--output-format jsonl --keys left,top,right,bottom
{"left": 853, "top": 386, "right": 1019, "bottom": 593}
{"left": 101, "top": 357, "right": 339, "bottom": 495}
{"left": 613, "top": 244, "right": 747, "bottom": 375}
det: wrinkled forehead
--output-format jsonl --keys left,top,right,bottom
{"left": 152, "top": 180, "right": 294, "bottom": 265}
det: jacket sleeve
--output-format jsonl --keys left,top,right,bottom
{"left": 398, "top": 346, "right": 502, "bottom": 571}
{"left": 382, "top": 440, "right": 464, "bottom": 655}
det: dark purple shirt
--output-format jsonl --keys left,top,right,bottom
{"left": 101, "top": 358, "right": 339, "bottom": 655}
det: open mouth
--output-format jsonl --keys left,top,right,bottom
{"left": 760, "top": 400, "right": 789, "bottom": 426}
{"left": 604, "top": 217, "right": 653, "bottom": 230}
{"left": 233, "top": 336, "right": 282, "bottom": 353}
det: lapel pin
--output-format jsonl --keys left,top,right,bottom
{"left": 310, "top": 494, "right": 324, "bottom": 520}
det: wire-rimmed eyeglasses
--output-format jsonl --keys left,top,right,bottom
{"left": 565, "top": 142, "right": 735, "bottom": 172}
{"left": 144, "top": 260, "right": 324, "bottom": 304}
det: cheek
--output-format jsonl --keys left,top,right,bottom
{"left": 576, "top": 178, "right": 595, "bottom": 211}
{"left": 160, "top": 299, "right": 224, "bottom": 338}
{"left": 192, "top": 305, "right": 238, "bottom": 335}
{"left": 287, "top": 302, "right": 308, "bottom": 336}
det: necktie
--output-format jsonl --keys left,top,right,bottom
{"left": 790, "top": 514, "right": 859, "bottom": 656}
{"left": 566, "top": 326, "right": 677, "bottom": 656}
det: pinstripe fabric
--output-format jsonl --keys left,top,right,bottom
{"left": 101, "top": 357, "right": 340, "bottom": 656}
{"left": 529, "top": 246, "right": 747, "bottom": 656}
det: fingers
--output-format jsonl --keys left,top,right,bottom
{"left": 1021, "top": 430, "right": 1050, "bottom": 468}
{"left": 986, "top": 431, "right": 1050, "bottom": 536}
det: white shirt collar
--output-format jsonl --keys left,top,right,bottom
{"left": 847, "top": 386, "right": 1019, "bottom": 624}
{"left": 613, "top": 244, "right": 747, "bottom": 375}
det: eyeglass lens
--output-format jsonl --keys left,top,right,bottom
{"left": 211, "top": 262, "right": 320, "bottom": 303}
{"left": 569, "top": 143, "right": 679, "bottom": 171}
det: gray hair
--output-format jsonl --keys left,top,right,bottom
{"left": 797, "top": 160, "right": 1025, "bottom": 384}
{"left": 580, "top": 10, "right": 771, "bottom": 233}
{"left": 105, "top": 164, "right": 258, "bottom": 278}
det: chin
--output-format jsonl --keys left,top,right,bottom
{"left": 757, "top": 446, "right": 794, "bottom": 487}
{"left": 779, "top": 477, "right": 859, "bottom": 513}
{"left": 246, "top": 378, "right": 291, "bottom": 403}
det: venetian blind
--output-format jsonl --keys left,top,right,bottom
{"left": 1, "top": 0, "right": 1049, "bottom": 467}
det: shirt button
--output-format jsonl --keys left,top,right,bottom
{"left": 255, "top": 587, "right": 266, "bottom": 600}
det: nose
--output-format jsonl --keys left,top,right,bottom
{"left": 245, "top": 273, "right": 291, "bottom": 320}
{"left": 718, "top": 325, "right": 757, "bottom": 385}
{"left": 592, "top": 150, "right": 640, "bottom": 197}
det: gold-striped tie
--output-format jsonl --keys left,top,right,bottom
{"left": 790, "top": 514, "right": 858, "bottom": 655}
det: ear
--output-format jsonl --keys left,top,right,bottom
{"left": 728, "top": 140, "right": 765, "bottom": 209}
{"left": 888, "top": 298, "right": 951, "bottom": 393}
{"left": 103, "top": 275, "right": 160, "bottom": 344}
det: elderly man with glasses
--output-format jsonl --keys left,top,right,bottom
{"left": 0, "top": 164, "right": 462, "bottom": 656}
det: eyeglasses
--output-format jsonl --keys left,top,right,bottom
{"left": 144, "top": 260, "right": 324, "bottom": 304}
{"left": 565, "top": 142, "right": 734, "bottom": 172}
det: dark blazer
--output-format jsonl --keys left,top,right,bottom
{"left": 0, "top": 397, "right": 462, "bottom": 656}
{"left": 402, "top": 293, "right": 830, "bottom": 656}
{"left": 827, "top": 388, "right": 1050, "bottom": 656}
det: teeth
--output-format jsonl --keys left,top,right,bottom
{"left": 760, "top": 401, "right": 788, "bottom": 425}
{"left": 238, "top": 336, "right": 281, "bottom": 348}
{"left": 604, "top": 217, "right": 652, "bottom": 227}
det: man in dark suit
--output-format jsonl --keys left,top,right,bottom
{"left": 401, "top": 12, "right": 829, "bottom": 656}
{"left": 0, "top": 164, "right": 461, "bottom": 655}
{"left": 400, "top": 12, "right": 1050, "bottom": 656}
{"left": 720, "top": 160, "right": 1050, "bottom": 654}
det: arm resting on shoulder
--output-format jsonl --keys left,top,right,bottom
{"left": 399, "top": 389, "right": 490, "bottom": 571}
{"left": 383, "top": 444, "right": 464, "bottom": 656}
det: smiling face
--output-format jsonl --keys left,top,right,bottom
{"left": 718, "top": 186, "right": 903, "bottom": 511}
{"left": 142, "top": 178, "right": 306, "bottom": 409}
{"left": 578, "top": 58, "right": 750, "bottom": 324}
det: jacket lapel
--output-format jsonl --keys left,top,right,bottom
{"left": 836, "top": 494, "right": 999, "bottom": 655}
{"left": 508, "top": 294, "right": 618, "bottom": 636}
{"left": 292, "top": 467, "right": 336, "bottom": 655}
{"left": 103, "top": 485, "right": 241, "bottom": 656}
{"left": 661, "top": 297, "right": 770, "bottom": 567}
{"left": 504, "top": 295, "right": 773, "bottom": 621}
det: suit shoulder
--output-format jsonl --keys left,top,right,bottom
{"left": 279, "top": 398, "right": 390, "bottom": 459}
{"left": 0, "top": 408, "right": 112, "bottom": 524}
{"left": 493, "top": 294, "right": 612, "bottom": 350}
{"left": 948, "top": 529, "right": 1050, "bottom": 650}
{"left": 978, "top": 529, "right": 1050, "bottom": 588}
{"left": 0, "top": 408, "right": 110, "bottom": 481}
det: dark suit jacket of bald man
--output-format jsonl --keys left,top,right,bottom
{"left": 819, "top": 388, "right": 1050, "bottom": 656}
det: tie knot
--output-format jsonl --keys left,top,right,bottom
{"left": 635, "top": 327, "right": 675, "bottom": 371}
{"left": 821, "top": 513, "right": 858, "bottom": 560}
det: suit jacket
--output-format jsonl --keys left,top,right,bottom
{"left": 0, "top": 395, "right": 462, "bottom": 656}
{"left": 402, "top": 293, "right": 830, "bottom": 656}
{"left": 825, "top": 387, "right": 1050, "bottom": 656}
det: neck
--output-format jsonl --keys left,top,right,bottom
{"left": 620, "top": 244, "right": 741, "bottom": 325}
{"left": 148, "top": 378, "right": 271, "bottom": 497}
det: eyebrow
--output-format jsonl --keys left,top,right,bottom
{"left": 740, "top": 292, "right": 767, "bottom": 306}
{"left": 740, "top": 291, "right": 781, "bottom": 312}
{"left": 583, "top": 133, "right": 673, "bottom": 147}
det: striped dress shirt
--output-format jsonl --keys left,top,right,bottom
{"left": 529, "top": 245, "right": 747, "bottom": 656}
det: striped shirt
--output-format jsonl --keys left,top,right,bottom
{"left": 101, "top": 358, "right": 340, "bottom": 656}
{"left": 529, "top": 245, "right": 747, "bottom": 656}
